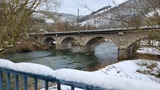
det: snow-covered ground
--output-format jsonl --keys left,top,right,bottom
{"left": 79, "top": 16, "right": 111, "bottom": 27}
{"left": 0, "top": 59, "right": 160, "bottom": 90}
{"left": 137, "top": 47, "right": 160, "bottom": 55}
{"left": 96, "top": 60, "right": 160, "bottom": 83}
{"left": 43, "top": 59, "right": 160, "bottom": 90}
{"left": 32, "top": 12, "right": 55, "bottom": 24}
{"left": 146, "top": 9, "right": 160, "bottom": 17}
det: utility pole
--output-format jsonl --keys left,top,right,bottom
{"left": 77, "top": 9, "right": 80, "bottom": 23}
{"left": 77, "top": 9, "right": 80, "bottom": 31}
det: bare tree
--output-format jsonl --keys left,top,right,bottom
{"left": 0, "top": 0, "right": 60, "bottom": 54}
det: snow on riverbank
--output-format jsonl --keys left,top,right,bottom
{"left": 96, "top": 60, "right": 160, "bottom": 83}
{"left": 52, "top": 65, "right": 160, "bottom": 90}
{"left": 137, "top": 47, "right": 160, "bottom": 55}
{"left": 0, "top": 59, "right": 160, "bottom": 90}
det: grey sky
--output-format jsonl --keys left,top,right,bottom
{"left": 59, "top": 0, "right": 127, "bottom": 15}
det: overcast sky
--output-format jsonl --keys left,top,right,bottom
{"left": 58, "top": 0, "right": 127, "bottom": 15}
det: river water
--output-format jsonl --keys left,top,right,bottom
{"left": 5, "top": 42, "right": 118, "bottom": 71}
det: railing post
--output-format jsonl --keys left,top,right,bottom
{"left": 7, "top": 72, "right": 11, "bottom": 90}
{"left": 23, "top": 76, "right": 28, "bottom": 90}
{"left": 71, "top": 86, "right": 75, "bottom": 90}
{"left": 57, "top": 82, "right": 61, "bottom": 90}
{"left": 15, "top": 74, "right": 19, "bottom": 90}
{"left": 45, "top": 80, "right": 48, "bottom": 90}
{"left": 0, "top": 71, "right": 3, "bottom": 90}
{"left": 34, "top": 78, "right": 38, "bottom": 90}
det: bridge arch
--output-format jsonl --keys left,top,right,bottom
{"left": 86, "top": 37, "right": 105, "bottom": 46}
{"left": 84, "top": 34, "right": 119, "bottom": 47}
{"left": 123, "top": 36, "right": 160, "bottom": 58}
{"left": 85, "top": 36, "right": 119, "bottom": 52}
{"left": 85, "top": 36, "right": 105, "bottom": 52}
{"left": 85, "top": 35, "right": 119, "bottom": 47}
{"left": 60, "top": 37, "right": 80, "bottom": 49}
{"left": 125, "top": 35, "right": 160, "bottom": 48}
{"left": 128, "top": 37, "right": 160, "bottom": 48}
{"left": 43, "top": 37, "right": 56, "bottom": 47}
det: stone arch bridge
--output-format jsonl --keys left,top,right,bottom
{"left": 29, "top": 27, "right": 160, "bottom": 59}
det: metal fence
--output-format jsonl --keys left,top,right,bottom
{"left": 0, "top": 67, "right": 104, "bottom": 90}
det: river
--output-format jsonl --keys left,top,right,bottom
{"left": 5, "top": 42, "right": 118, "bottom": 71}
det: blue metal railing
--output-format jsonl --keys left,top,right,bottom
{"left": 0, "top": 67, "right": 105, "bottom": 90}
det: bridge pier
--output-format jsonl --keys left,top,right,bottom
{"left": 118, "top": 46, "right": 134, "bottom": 60}
{"left": 118, "top": 47, "right": 128, "bottom": 60}
{"left": 55, "top": 44, "right": 61, "bottom": 50}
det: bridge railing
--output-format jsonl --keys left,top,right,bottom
{"left": 0, "top": 65, "right": 104, "bottom": 90}
{"left": 28, "top": 25, "right": 160, "bottom": 35}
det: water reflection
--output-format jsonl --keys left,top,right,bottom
{"left": 95, "top": 41, "right": 118, "bottom": 65}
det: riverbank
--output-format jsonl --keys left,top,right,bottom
{"left": 128, "top": 47, "right": 160, "bottom": 61}
{"left": 1, "top": 38, "right": 49, "bottom": 54}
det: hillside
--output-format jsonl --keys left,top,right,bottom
{"left": 30, "top": 0, "right": 160, "bottom": 32}
{"left": 79, "top": 0, "right": 160, "bottom": 29}
{"left": 30, "top": 11, "right": 77, "bottom": 32}
{"left": 32, "top": 11, "right": 77, "bottom": 23}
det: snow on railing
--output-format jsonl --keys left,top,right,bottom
{"left": 0, "top": 59, "right": 103, "bottom": 90}
{"left": 0, "top": 59, "right": 160, "bottom": 90}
